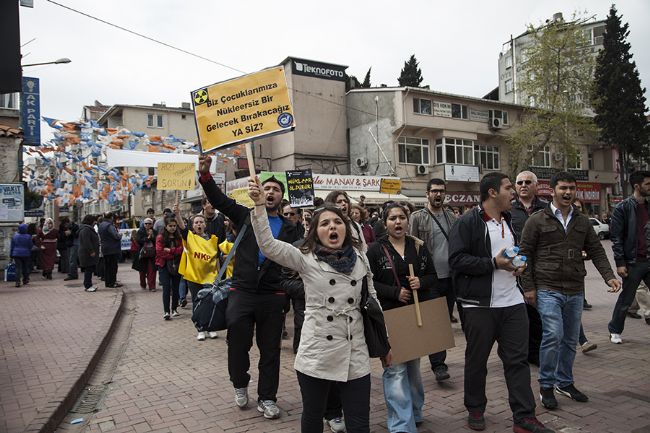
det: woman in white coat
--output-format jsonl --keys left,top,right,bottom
{"left": 248, "top": 177, "right": 391, "bottom": 433}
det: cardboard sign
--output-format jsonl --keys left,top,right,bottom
{"left": 157, "top": 162, "right": 196, "bottom": 190}
{"left": 286, "top": 169, "right": 314, "bottom": 207}
{"left": 383, "top": 297, "right": 455, "bottom": 364}
{"left": 380, "top": 178, "right": 402, "bottom": 194}
{"left": 192, "top": 66, "right": 295, "bottom": 153}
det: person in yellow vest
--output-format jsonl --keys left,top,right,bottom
{"left": 173, "top": 204, "right": 220, "bottom": 341}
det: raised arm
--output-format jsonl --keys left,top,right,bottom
{"left": 198, "top": 155, "right": 250, "bottom": 228}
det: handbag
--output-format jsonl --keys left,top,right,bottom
{"left": 360, "top": 276, "right": 391, "bottom": 358}
{"left": 140, "top": 240, "right": 155, "bottom": 259}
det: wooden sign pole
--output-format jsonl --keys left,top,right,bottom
{"left": 409, "top": 264, "right": 423, "bottom": 327}
{"left": 245, "top": 141, "right": 256, "bottom": 179}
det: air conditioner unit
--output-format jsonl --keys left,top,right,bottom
{"left": 355, "top": 157, "right": 368, "bottom": 169}
{"left": 489, "top": 117, "right": 502, "bottom": 130}
{"left": 554, "top": 152, "right": 564, "bottom": 162}
{"left": 416, "top": 164, "right": 429, "bottom": 175}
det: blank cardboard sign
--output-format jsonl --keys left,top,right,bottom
{"left": 383, "top": 297, "right": 455, "bottom": 365}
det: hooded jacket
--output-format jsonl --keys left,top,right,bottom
{"left": 10, "top": 224, "right": 33, "bottom": 258}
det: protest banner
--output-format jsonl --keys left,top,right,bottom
{"left": 192, "top": 66, "right": 295, "bottom": 153}
{"left": 286, "top": 169, "right": 314, "bottom": 207}
{"left": 157, "top": 162, "right": 195, "bottom": 190}
{"left": 383, "top": 298, "right": 455, "bottom": 364}
{"left": 380, "top": 178, "right": 402, "bottom": 195}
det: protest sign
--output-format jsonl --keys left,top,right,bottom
{"left": 192, "top": 66, "right": 295, "bottom": 153}
{"left": 383, "top": 298, "right": 455, "bottom": 364}
{"left": 380, "top": 178, "right": 402, "bottom": 195}
{"left": 157, "top": 162, "right": 195, "bottom": 190}
{"left": 286, "top": 169, "right": 314, "bottom": 207}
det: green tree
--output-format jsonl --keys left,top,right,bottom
{"left": 361, "top": 67, "right": 372, "bottom": 88}
{"left": 398, "top": 55, "right": 423, "bottom": 87}
{"left": 591, "top": 5, "right": 649, "bottom": 195}
{"left": 508, "top": 14, "right": 596, "bottom": 175}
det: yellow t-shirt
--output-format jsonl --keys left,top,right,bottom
{"left": 179, "top": 231, "right": 219, "bottom": 284}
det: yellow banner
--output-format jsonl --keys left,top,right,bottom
{"left": 380, "top": 178, "right": 402, "bottom": 194}
{"left": 192, "top": 67, "right": 295, "bottom": 153}
{"left": 157, "top": 162, "right": 196, "bottom": 190}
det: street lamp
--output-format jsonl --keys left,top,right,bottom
{"left": 21, "top": 57, "right": 71, "bottom": 68}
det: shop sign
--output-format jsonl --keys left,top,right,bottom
{"left": 312, "top": 174, "right": 399, "bottom": 191}
{"left": 291, "top": 58, "right": 347, "bottom": 82}
{"left": 433, "top": 101, "right": 451, "bottom": 117}
{"left": 537, "top": 181, "right": 601, "bottom": 203}
{"left": 444, "top": 164, "right": 480, "bottom": 182}
{"left": 469, "top": 109, "right": 489, "bottom": 122}
{"left": 444, "top": 192, "right": 480, "bottom": 205}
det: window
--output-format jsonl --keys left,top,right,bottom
{"left": 505, "top": 79, "right": 513, "bottom": 94}
{"left": 398, "top": 137, "right": 430, "bottom": 165}
{"left": 435, "top": 137, "right": 474, "bottom": 165}
{"left": 451, "top": 103, "right": 468, "bottom": 119}
{"left": 413, "top": 98, "right": 432, "bottom": 115}
{"left": 530, "top": 145, "right": 551, "bottom": 167}
{"left": 505, "top": 55, "right": 513, "bottom": 69}
{"left": 567, "top": 153, "right": 582, "bottom": 170}
{"left": 489, "top": 109, "right": 509, "bottom": 125}
{"left": 474, "top": 144, "right": 500, "bottom": 170}
{"left": 0, "top": 93, "right": 18, "bottom": 109}
{"left": 588, "top": 151, "right": 594, "bottom": 170}
{"left": 147, "top": 113, "right": 164, "bottom": 128}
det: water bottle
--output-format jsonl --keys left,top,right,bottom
{"left": 503, "top": 246, "right": 519, "bottom": 258}
{"left": 512, "top": 255, "right": 527, "bottom": 268}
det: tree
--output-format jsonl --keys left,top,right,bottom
{"left": 591, "top": 5, "right": 649, "bottom": 195}
{"left": 361, "top": 67, "right": 372, "bottom": 88}
{"left": 508, "top": 14, "right": 596, "bottom": 176}
{"left": 398, "top": 55, "right": 423, "bottom": 87}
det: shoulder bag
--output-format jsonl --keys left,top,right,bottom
{"left": 360, "top": 275, "right": 391, "bottom": 358}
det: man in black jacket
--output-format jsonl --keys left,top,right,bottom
{"left": 510, "top": 170, "right": 548, "bottom": 366}
{"left": 449, "top": 172, "right": 552, "bottom": 433}
{"left": 198, "top": 156, "right": 299, "bottom": 420}
{"left": 608, "top": 170, "right": 650, "bottom": 342}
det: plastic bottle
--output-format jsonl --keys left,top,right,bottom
{"left": 512, "top": 255, "right": 527, "bottom": 268}
{"left": 503, "top": 246, "right": 520, "bottom": 258}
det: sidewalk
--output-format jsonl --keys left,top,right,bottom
{"left": 2, "top": 242, "right": 650, "bottom": 433}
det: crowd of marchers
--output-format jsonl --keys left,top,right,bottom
{"left": 8, "top": 164, "right": 650, "bottom": 433}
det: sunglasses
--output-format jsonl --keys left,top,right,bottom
{"left": 144, "top": 223, "right": 152, "bottom": 225}
{"left": 516, "top": 180, "right": 533, "bottom": 185}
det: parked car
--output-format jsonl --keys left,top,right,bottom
{"left": 590, "top": 218, "right": 610, "bottom": 240}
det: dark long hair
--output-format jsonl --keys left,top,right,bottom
{"left": 161, "top": 215, "right": 179, "bottom": 247}
{"left": 299, "top": 204, "right": 360, "bottom": 254}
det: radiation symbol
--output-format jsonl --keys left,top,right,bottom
{"left": 194, "top": 89, "right": 208, "bottom": 105}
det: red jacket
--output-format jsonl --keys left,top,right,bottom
{"left": 155, "top": 234, "right": 183, "bottom": 268}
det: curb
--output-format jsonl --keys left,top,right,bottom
{"left": 23, "top": 289, "right": 126, "bottom": 433}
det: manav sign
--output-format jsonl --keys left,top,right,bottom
{"left": 191, "top": 67, "right": 295, "bottom": 153}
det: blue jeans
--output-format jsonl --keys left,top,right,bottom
{"left": 536, "top": 289, "right": 583, "bottom": 388}
{"left": 179, "top": 277, "right": 187, "bottom": 300}
{"left": 382, "top": 358, "right": 424, "bottom": 433}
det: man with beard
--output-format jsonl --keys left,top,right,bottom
{"left": 409, "top": 178, "right": 458, "bottom": 382}
{"left": 197, "top": 156, "right": 299, "bottom": 420}
{"left": 608, "top": 170, "right": 650, "bottom": 342}
{"left": 510, "top": 171, "right": 547, "bottom": 366}
{"left": 520, "top": 172, "right": 620, "bottom": 410}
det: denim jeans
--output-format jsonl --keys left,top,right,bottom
{"left": 608, "top": 261, "right": 650, "bottom": 334}
{"left": 179, "top": 277, "right": 187, "bottom": 300}
{"left": 382, "top": 359, "right": 424, "bottom": 433}
{"left": 536, "top": 289, "right": 583, "bottom": 388}
{"left": 159, "top": 266, "right": 180, "bottom": 314}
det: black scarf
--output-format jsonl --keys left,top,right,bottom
{"left": 314, "top": 244, "right": 357, "bottom": 274}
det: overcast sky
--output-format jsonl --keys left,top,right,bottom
{"left": 19, "top": 0, "right": 650, "bottom": 137}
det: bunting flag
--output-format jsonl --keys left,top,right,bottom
{"left": 23, "top": 116, "right": 243, "bottom": 206}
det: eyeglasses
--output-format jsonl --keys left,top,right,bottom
{"left": 516, "top": 180, "right": 533, "bottom": 185}
{"left": 144, "top": 223, "right": 152, "bottom": 225}
{"left": 283, "top": 212, "right": 296, "bottom": 217}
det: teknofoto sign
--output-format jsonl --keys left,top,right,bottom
{"left": 291, "top": 58, "right": 347, "bottom": 82}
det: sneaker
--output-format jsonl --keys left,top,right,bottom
{"left": 581, "top": 341, "right": 597, "bottom": 353}
{"left": 513, "top": 417, "right": 554, "bottom": 433}
{"left": 450, "top": 315, "right": 459, "bottom": 323}
{"left": 555, "top": 384, "right": 588, "bottom": 402}
{"left": 85, "top": 286, "right": 97, "bottom": 292}
{"left": 197, "top": 332, "right": 206, "bottom": 341}
{"left": 467, "top": 411, "right": 485, "bottom": 431}
{"left": 539, "top": 387, "right": 557, "bottom": 409}
{"left": 610, "top": 333, "right": 622, "bottom": 344}
{"left": 433, "top": 365, "right": 450, "bottom": 382}
{"left": 234, "top": 387, "right": 248, "bottom": 408}
{"left": 326, "top": 416, "right": 346, "bottom": 432}
{"left": 64, "top": 276, "right": 78, "bottom": 281}
{"left": 208, "top": 331, "right": 218, "bottom": 339}
{"left": 257, "top": 400, "right": 280, "bottom": 419}
{"left": 171, "top": 310, "right": 180, "bottom": 317}
{"left": 163, "top": 312, "right": 170, "bottom": 320}
{"left": 180, "top": 298, "right": 187, "bottom": 308}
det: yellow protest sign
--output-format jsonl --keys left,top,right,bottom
{"left": 380, "top": 178, "right": 402, "bottom": 194}
{"left": 192, "top": 66, "right": 295, "bottom": 153}
{"left": 157, "top": 162, "right": 196, "bottom": 190}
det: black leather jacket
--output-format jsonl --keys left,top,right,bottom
{"left": 610, "top": 196, "right": 650, "bottom": 266}
{"left": 510, "top": 196, "right": 548, "bottom": 239}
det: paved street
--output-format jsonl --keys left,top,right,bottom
{"left": 2, "top": 241, "right": 650, "bottom": 433}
